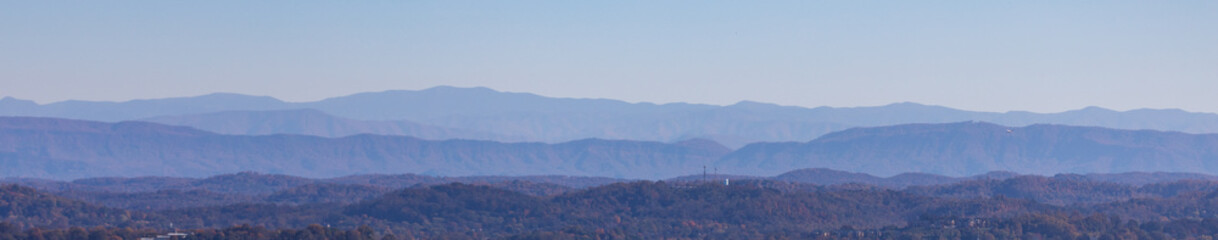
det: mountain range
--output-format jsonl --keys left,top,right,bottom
{"left": 5, "top": 116, "right": 1218, "bottom": 180}
{"left": 721, "top": 121, "right": 1218, "bottom": 176}
{"left": 0, "top": 117, "right": 728, "bottom": 179}
{"left": 6, "top": 86, "right": 1218, "bottom": 148}
{"left": 139, "top": 109, "right": 521, "bottom": 141}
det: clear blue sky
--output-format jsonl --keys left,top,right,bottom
{"left": 3, "top": 1, "right": 1216, "bottom": 113}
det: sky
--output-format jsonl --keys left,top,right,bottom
{"left": 3, "top": 1, "right": 1217, "bottom": 113}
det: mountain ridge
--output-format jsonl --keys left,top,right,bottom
{"left": 7, "top": 86, "right": 1218, "bottom": 149}
{"left": 719, "top": 121, "right": 1218, "bottom": 177}
{"left": 0, "top": 117, "right": 722, "bottom": 180}
{"left": 139, "top": 109, "right": 521, "bottom": 140}
{"left": 6, "top": 117, "right": 1218, "bottom": 180}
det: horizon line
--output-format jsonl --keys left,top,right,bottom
{"left": 1, "top": 85, "right": 1210, "bottom": 115}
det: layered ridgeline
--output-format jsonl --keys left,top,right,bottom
{"left": 139, "top": 109, "right": 522, "bottom": 141}
{"left": 721, "top": 122, "right": 1218, "bottom": 177}
{"left": 4, "top": 117, "right": 1218, "bottom": 180}
{"left": 5, "top": 86, "right": 1218, "bottom": 148}
{"left": 0, "top": 117, "right": 727, "bottom": 180}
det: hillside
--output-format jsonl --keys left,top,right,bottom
{"left": 0, "top": 184, "right": 158, "bottom": 228}
{"left": 9, "top": 178, "right": 1218, "bottom": 239}
{"left": 6, "top": 172, "right": 611, "bottom": 211}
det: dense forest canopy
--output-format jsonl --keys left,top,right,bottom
{"left": 7, "top": 172, "right": 1218, "bottom": 239}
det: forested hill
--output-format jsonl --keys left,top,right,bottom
{"left": 8, "top": 176, "right": 1218, "bottom": 239}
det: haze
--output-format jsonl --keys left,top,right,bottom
{"left": 3, "top": 1, "right": 1216, "bottom": 113}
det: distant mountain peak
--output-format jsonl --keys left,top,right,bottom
{"left": 1074, "top": 106, "right": 1116, "bottom": 113}
{"left": 0, "top": 96, "right": 37, "bottom": 106}
{"left": 884, "top": 101, "right": 926, "bottom": 107}
{"left": 324, "top": 86, "right": 539, "bottom": 102}
{"left": 1127, "top": 108, "right": 1192, "bottom": 114}
{"left": 726, "top": 100, "right": 803, "bottom": 111}
{"left": 422, "top": 85, "right": 498, "bottom": 93}
{"left": 730, "top": 100, "right": 776, "bottom": 107}
{"left": 122, "top": 92, "right": 284, "bottom": 104}
{"left": 195, "top": 92, "right": 264, "bottom": 98}
{"left": 874, "top": 102, "right": 960, "bottom": 111}
{"left": 673, "top": 138, "right": 732, "bottom": 154}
